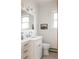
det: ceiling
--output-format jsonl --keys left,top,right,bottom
{"left": 34, "top": 0, "right": 57, "bottom": 3}
{"left": 35, "top": 0, "right": 58, "bottom": 4}
{"left": 35, "top": 0, "right": 52, "bottom": 2}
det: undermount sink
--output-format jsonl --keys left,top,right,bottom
{"left": 28, "top": 36, "right": 42, "bottom": 41}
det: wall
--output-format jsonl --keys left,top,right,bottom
{"left": 37, "top": 2, "right": 57, "bottom": 48}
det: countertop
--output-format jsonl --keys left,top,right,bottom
{"left": 21, "top": 36, "right": 42, "bottom": 43}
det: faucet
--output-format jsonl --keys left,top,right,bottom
{"left": 25, "top": 31, "right": 32, "bottom": 38}
{"left": 29, "top": 31, "right": 32, "bottom": 37}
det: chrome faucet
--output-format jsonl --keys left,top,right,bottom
{"left": 29, "top": 31, "right": 32, "bottom": 37}
{"left": 25, "top": 31, "right": 32, "bottom": 38}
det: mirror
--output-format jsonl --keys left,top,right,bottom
{"left": 21, "top": 10, "right": 34, "bottom": 30}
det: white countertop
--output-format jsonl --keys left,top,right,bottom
{"left": 21, "top": 36, "right": 42, "bottom": 43}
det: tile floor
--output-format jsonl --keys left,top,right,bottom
{"left": 41, "top": 52, "right": 58, "bottom": 59}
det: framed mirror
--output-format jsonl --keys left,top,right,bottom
{"left": 21, "top": 10, "right": 34, "bottom": 30}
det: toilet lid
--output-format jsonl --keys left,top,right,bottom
{"left": 42, "top": 43, "right": 50, "bottom": 48}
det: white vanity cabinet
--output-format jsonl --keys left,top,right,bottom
{"left": 21, "top": 36, "right": 42, "bottom": 59}
{"left": 21, "top": 40, "right": 33, "bottom": 59}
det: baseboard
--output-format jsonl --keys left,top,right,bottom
{"left": 49, "top": 48, "right": 58, "bottom": 53}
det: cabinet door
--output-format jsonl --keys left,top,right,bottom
{"left": 35, "top": 39, "right": 42, "bottom": 59}
{"left": 35, "top": 44, "right": 40, "bottom": 59}
{"left": 38, "top": 43, "right": 42, "bottom": 59}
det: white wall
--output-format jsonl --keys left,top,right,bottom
{"left": 37, "top": 2, "right": 58, "bottom": 48}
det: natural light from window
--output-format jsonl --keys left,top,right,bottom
{"left": 22, "top": 17, "right": 29, "bottom": 29}
{"left": 53, "top": 13, "right": 57, "bottom": 28}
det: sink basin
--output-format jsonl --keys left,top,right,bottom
{"left": 30, "top": 36, "right": 42, "bottom": 40}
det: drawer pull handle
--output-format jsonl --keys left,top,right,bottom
{"left": 24, "top": 56, "right": 28, "bottom": 59}
{"left": 24, "top": 50, "right": 28, "bottom": 53}
{"left": 24, "top": 44, "right": 28, "bottom": 46}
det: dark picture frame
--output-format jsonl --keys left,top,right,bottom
{"left": 40, "top": 24, "right": 48, "bottom": 30}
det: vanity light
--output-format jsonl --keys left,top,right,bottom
{"left": 26, "top": 6, "right": 33, "bottom": 12}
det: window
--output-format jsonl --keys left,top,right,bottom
{"left": 22, "top": 17, "right": 29, "bottom": 23}
{"left": 22, "top": 17, "right": 29, "bottom": 29}
{"left": 53, "top": 13, "right": 57, "bottom": 28}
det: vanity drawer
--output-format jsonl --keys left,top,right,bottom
{"left": 23, "top": 46, "right": 32, "bottom": 55}
{"left": 23, "top": 47, "right": 33, "bottom": 59}
{"left": 23, "top": 55, "right": 31, "bottom": 59}
{"left": 23, "top": 42, "right": 33, "bottom": 49}
{"left": 23, "top": 41, "right": 30, "bottom": 47}
{"left": 23, "top": 45, "right": 32, "bottom": 53}
{"left": 24, "top": 56, "right": 28, "bottom": 59}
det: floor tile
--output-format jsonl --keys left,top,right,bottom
{"left": 41, "top": 52, "right": 58, "bottom": 59}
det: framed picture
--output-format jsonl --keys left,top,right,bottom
{"left": 40, "top": 24, "right": 48, "bottom": 30}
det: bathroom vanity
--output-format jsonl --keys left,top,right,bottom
{"left": 21, "top": 36, "right": 42, "bottom": 59}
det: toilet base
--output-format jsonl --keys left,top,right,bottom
{"left": 43, "top": 49, "right": 49, "bottom": 55}
{"left": 42, "top": 43, "right": 50, "bottom": 56}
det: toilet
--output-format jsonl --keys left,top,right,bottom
{"left": 42, "top": 43, "right": 50, "bottom": 56}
